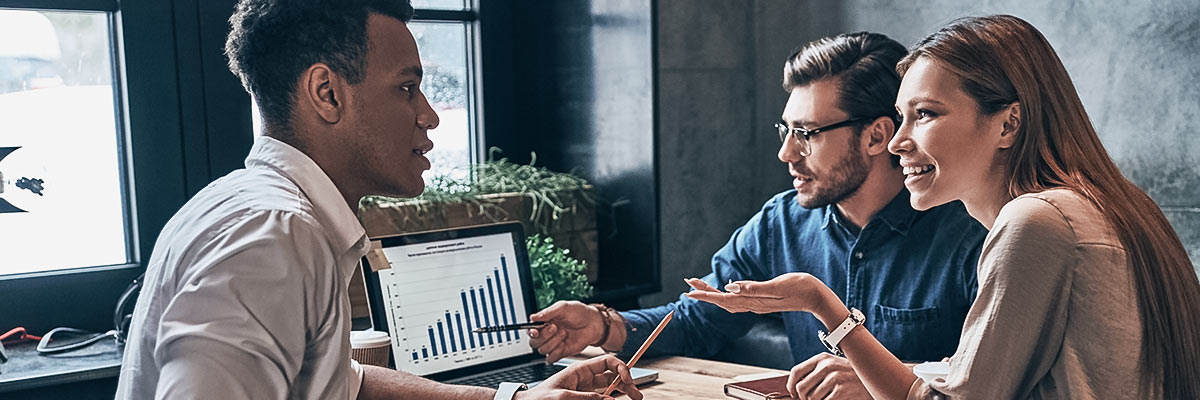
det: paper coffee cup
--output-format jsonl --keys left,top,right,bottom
{"left": 350, "top": 330, "right": 391, "bottom": 368}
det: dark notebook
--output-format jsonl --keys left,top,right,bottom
{"left": 723, "top": 374, "right": 794, "bottom": 400}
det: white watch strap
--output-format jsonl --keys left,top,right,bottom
{"left": 820, "top": 308, "right": 864, "bottom": 356}
{"left": 824, "top": 312, "right": 860, "bottom": 345}
{"left": 494, "top": 382, "right": 528, "bottom": 400}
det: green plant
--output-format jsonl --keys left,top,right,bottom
{"left": 362, "top": 148, "right": 595, "bottom": 234}
{"left": 527, "top": 234, "right": 593, "bottom": 309}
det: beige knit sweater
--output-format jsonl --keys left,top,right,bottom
{"left": 908, "top": 189, "right": 1144, "bottom": 400}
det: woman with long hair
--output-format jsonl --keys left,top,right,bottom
{"left": 686, "top": 15, "right": 1200, "bottom": 399}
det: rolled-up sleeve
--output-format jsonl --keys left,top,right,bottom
{"left": 910, "top": 197, "right": 1076, "bottom": 399}
{"left": 153, "top": 211, "right": 335, "bottom": 400}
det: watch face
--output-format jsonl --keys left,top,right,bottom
{"left": 850, "top": 307, "right": 866, "bottom": 323}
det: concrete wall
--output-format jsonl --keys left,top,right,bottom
{"left": 647, "top": 0, "right": 1200, "bottom": 307}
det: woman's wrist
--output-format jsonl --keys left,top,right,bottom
{"left": 810, "top": 283, "right": 851, "bottom": 331}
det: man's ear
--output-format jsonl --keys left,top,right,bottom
{"left": 303, "top": 63, "right": 343, "bottom": 124}
{"left": 997, "top": 102, "right": 1021, "bottom": 149}
{"left": 862, "top": 115, "right": 896, "bottom": 157}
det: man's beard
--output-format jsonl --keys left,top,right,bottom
{"left": 794, "top": 143, "right": 870, "bottom": 209}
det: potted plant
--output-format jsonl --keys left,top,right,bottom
{"left": 527, "top": 234, "right": 593, "bottom": 309}
{"left": 359, "top": 149, "right": 600, "bottom": 282}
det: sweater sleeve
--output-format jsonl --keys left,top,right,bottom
{"left": 910, "top": 196, "right": 1077, "bottom": 399}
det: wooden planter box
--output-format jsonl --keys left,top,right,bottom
{"left": 357, "top": 189, "right": 599, "bottom": 282}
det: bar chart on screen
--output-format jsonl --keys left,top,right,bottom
{"left": 376, "top": 232, "right": 531, "bottom": 375}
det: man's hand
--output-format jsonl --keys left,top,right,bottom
{"left": 786, "top": 353, "right": 871, "bottom": 400}
{"left": 517, "top": 355, "right": 643, "bottom": 400}
{"left": 528, "top": 301, "right": 606, "bottom": 363}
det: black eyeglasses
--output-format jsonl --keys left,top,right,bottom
{"left": 774, "top": 116, "right": 874, "bottom": 156}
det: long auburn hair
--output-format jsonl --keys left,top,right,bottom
{"left": 897, "top": 15, "right": 1200, "bottom": 398}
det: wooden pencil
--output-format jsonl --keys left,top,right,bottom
{"left": 601, "top": 310, "right": 674, "bottom": 397}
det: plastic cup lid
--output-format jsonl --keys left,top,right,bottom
{"left": 350, "top": 330, "right": 391, "bottom": 348}
{"left": 913, "top": 361, "right": 951, "bottom": 382}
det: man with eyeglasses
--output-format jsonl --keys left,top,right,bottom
{"left": 528, "top": 32, "right": 987, "bottom": 399}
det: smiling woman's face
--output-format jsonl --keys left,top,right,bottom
{"left": 888, "top": 57, "right": 1010, "bottom": 211}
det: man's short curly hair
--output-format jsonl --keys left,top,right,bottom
{"left": 225, "top": 0, "right": 414, "bottom": 132}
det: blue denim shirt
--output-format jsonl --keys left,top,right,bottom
{"left": 621, "top": 189, "right": 986, "bottom": 363}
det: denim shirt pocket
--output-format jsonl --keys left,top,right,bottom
{"left": 876, "top": 304, "right": 939, "bottom": 323}
{"left": 870, "top": 304, "right": 955, "bottom": 362}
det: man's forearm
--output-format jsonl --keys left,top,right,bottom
{"left": 359, "top": 365, "right": 494, "bottom": 400}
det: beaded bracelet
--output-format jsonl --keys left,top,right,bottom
{"left": 589, "top": 303, "right": 614, "bottom": 348}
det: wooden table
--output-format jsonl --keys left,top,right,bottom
{"left": 578, "top": 348, "right": 787, "bottom": 399}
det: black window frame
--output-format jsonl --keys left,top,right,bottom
{"left": 0, "top": 0, "right": 493, "bottom": 337}
{"left": 411, "top": 2, "right": 485, "bottom": 173}
{"left": 0, "top": 0, "right": 227, "bottom": 336}
{"left": 1, "top": 0, "right": 666, "bottom": 366}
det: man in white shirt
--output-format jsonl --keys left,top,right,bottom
{"left": 115, "top": 1, "right": 643, "bottom": 399}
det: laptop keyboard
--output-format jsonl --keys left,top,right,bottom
{"left": 451, "top": 363, "right": 567, "bottom": 388}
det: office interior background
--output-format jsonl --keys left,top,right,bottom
{"left": 0, "top": 0, "right": 1196, "bottom": 398}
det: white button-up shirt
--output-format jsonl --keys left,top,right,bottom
{"left": 117, "top": 136, "right": 370, "bottom": 400}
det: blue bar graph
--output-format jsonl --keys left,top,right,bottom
{"left": 455, "top": 312, "right": 467, "bottom": 351}
{"left": 409, "top": 253, "right": 525, "bottom": 362}
{"left": 494, "top": 269, "right": 512, "bottom": 341}
{"left": 479, "top": 286, "right": 494, "bottom": 345}
{"left": 487, "top": 278, "right": 502, "bottom": 343}
{"left": 470, "top": 289, "right": 484, "bottom": 345}
{"left": 436, "top": 321, "right": 447, "bottom": 356}
{"left": 502, "top": 256, "right": 519, "bottom": 339}
{"left": 461, "top": 292, "right": 476, "bottom": 349}
{"left": 444, "top": 312, "right": 457, "bottom": 353}
{"left": 428, "top": 327, "right": 438, "bottom": 356}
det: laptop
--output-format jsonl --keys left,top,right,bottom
{"left": 360, "top": 222, "right": 657, "bottom": 389}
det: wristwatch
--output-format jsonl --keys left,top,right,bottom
{"left": 817, "top": 307, "right": 865, "bottom": 356}
{"left": 494, "top": 382, "right": 528, "bottom": 400}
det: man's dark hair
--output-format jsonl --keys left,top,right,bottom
{"left": 225, "top": 0, "right": 414, "bottom": 134}
{"left": 783, "top": 32, "right": 905, "bottom": 166}
{"left": 783, "top": 32, "right": 906, "bottom": 122}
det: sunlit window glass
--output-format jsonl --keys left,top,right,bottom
{"left": 410, "top": 21, "right": 472, "bottom": 183}
{"left": 411, "top": 0, "right": 467, "bottom": 11}
{"left": 0, "top": 9, "right": 128, "bottom": 275}
{"left": 252, "top": 21, "right": 476, "bottom": 184}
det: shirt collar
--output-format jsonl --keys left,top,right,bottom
{"left": 244, "top": 136, "right": 368, "bottom": 256}
{"left": 873, "top": 189, "right": 918, "bottom": 235}
{"left": 821, "top": 204, "right": 837, "bottom": 230}
{"left": 821, "top": 189, "right": 917, "bottom": 235}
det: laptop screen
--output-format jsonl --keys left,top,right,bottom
{"left": 365, "top": 223, "right": 536, "bottom": 377}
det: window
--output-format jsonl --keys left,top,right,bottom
{"left": 252, "top": 6, "right": 480, "bottom": 184}
{"left": 412, "top": 4, "right": 479, "bottom": 183}
{"left": 412, "top": 0, "right": 467, "bottom": 11}
{"left": 0, "top": 0, "right": 490, "bottom": 350}
{"left": 410, "top": 19, "right": 475, "bottom": 182}
{"left": 0, "top": 9, "right": 130, "bottom": 276}
{"left": 0, "top": 0, "right": 276, "bottom": 393}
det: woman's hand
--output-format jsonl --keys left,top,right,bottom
{"left": 684, "top": 273, "right": 837, "bottom": 315}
